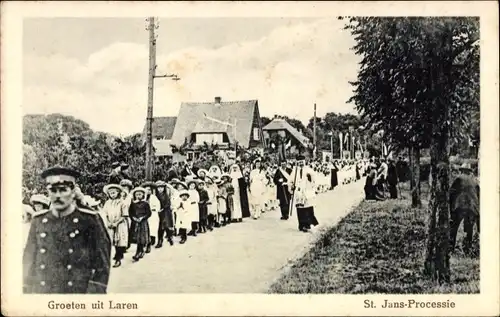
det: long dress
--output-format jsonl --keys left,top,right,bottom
{"left": 147, "top": 194, "right": 161, "bottom": 241}
{"left": 198, "top": 188, "right": 209, "bottom": 225}
{"left": 103, "top": 199, "right": 128, "bottom": 247}
{"left": 128, "top": 200, "right": 151, "bottom": 245}
{"left": 187, "top": 189, "right": 200, "bottom": 223}
{"left": 238, "top": 179, "right": 251, "bottom": 218}
{"left": 249, "top": 169, "right": 267, "bottom": 217}
{"left": 207, "top": 185, "right": 218, "bottom": 216}
{"left": 288, "top": 166, "right": 319, "bottom": 231}
{"left": 229, "top": 165, "right": 245, "bottom": 220}
{"left": 274, "top": 168, "right": 292, "bottom": 219}
{"left": 173, "top": 191, "right": 189, "bottom": 230}
{"left": 217, "top": 185, "right": 228, "bottom": 219}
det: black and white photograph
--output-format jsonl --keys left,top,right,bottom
{"left": 2, "top": 1, "right": 499, "bottom": 316}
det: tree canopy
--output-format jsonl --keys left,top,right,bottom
{"left": 344, "top": 17, "right": 479, "bottom": 153}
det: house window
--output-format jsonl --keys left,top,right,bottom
{"left": 253, "top": 128, "right": 260, "bottom": 141}
{"left": 187, "top": 152, "right": 194, "bottom": 160}
{"left": 196, "top": 133, "right": 224, "bottom": 145}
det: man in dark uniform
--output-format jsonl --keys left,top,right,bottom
{"left": 23, "top": 166, "right": 111, "bottom": 294}
{"left": 273, "top": 161, "right": 291, "bottom": 220}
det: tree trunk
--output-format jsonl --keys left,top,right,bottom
{"left": 424, "top": 44, "right": 452, "bottom": 283}
{"left": 410, "top": 144, "right": 422, "bottom": 207}
{"left": 424, "top": 133, "right": 451, "bottom": 283}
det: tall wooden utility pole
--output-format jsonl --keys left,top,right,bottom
{"left": 313, "top": 103, "right": 317, "bottom": 160}
{"left": 145, "top": 17, "right": 156, "bottom": 181}
{"left": 144, "top": 17, "right": 180, "bottom": 181}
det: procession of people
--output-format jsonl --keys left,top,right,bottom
{"left": 22, "top": 150, "right": 371, "bottom": 294}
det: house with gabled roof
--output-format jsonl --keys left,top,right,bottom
{"left": 142, "top": 116, "right": 177, "bottom": 157}
{"left": 263, "top": 117, "right": 310, "bottom": 154}
{"left": 170, "top": 97, "right": 265, "bottom": 159}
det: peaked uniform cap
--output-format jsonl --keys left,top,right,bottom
{"left": 41, "top": 166, "right": 80, "bottom": 181}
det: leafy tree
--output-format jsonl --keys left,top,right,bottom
{"left": 260, "top": 116, "right": 272, "bottom": 127}
{"left": 343, "top": 17, "right": 479, "bottom": 283}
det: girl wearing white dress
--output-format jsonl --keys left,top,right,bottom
{"left": 141, "top": 182, "right": 161, "bottom": 253}
{"left": 102, "top": 184, "right": 128, "bottom": 268}
{"left": 186, "top": 179, "right": 200, "bottom": 237}
{"left": 172, "top": 181, "right": 189, "bottom": 244}
{"left": 249, "top": 158, "right": 267, "bottom": 219}
{"left": 205, "top": 176, "right": 218, "bottom": 230}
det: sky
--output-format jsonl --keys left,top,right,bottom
{"left": 23, "top": 17, "right": 361, "bottom": 137}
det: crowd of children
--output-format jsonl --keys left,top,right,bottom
{"left": 23, "top": 156, "right": 369, "bottom": 268}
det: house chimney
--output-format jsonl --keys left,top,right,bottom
{"left": 214, "top": 96, "right": 221, "bottom": 105}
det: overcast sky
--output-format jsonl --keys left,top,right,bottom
{"left": 23, "top": 17, "right": 360, "bottom": 136}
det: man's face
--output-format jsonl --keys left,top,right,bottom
{"left": 199, "top": 171, "right": 206, "bottom": 178}
{"left": 256, "top": 162, "right": 261, "bottom": 169}
{"left": 157, "top": 187, "right": 165, "bottom": 193}
{"left": 47, "top": 184, "right": 74, "bottom": 211}
{"left": 181, "top": 194, "right": 189, "bottom": 201}
{"left": 298, "top": 160, "right": 305, "bottom": 167}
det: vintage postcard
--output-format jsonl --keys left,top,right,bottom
{"left": 1, "top": 1, "right": 499, "bottom": 316}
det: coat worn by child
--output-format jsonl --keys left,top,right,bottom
{"left": 128, "top": 200, "right": 152, "bottom": 246}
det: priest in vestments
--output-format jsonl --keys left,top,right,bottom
{"left": 230, "top": 163, "right": 251, "bottom": 219}
{"left": 288, "top": 155, "right": 319, "bottom": 232}
{"left": 233, "top": 164, "right": 250, "bottom": 218}
{"left": 273, "top": 161, "right": 292, "bottom": 220}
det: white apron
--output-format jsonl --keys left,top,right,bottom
{"left": 207, "top": 186, "right": 218, "bottom": 216}
{"left": 231, "top": 179, "right": 243, "bottom": 219}
{"left": 187, "top": 189, "right": 200, "bottom": 223}
{"left": 147, "top": 194, "right": 161, "bottom": 239}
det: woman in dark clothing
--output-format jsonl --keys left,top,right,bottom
{"left": 387, "top": 159, "right": 399, "bottom": 199}
{"left": 330, "top": 161, "right": 339, "bottom": 190}
{"left": 128, "top": 187, "right": 152, "bottom": 262}
{"left": 364, "top": 165, "right": 384, "bottom": 201}
{"left": 155, "top": 180, "right": 174, "bottom": 247}
{"left": 355, "top": 162, "right": 361, "bottom": 180}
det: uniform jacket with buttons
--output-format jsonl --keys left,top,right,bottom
{"left": 23, "top": 207, "right": 111, "bottom": 294}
